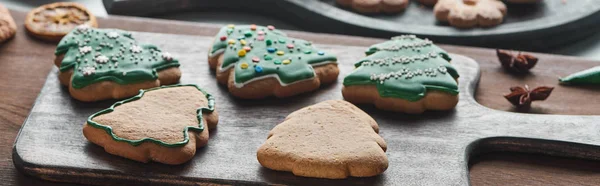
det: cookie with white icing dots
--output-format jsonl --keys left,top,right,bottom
{"left": 257, "top": 100, "right": 388, "bottom": 179}
{"left": 342, "top": 35, "right": 460, "bottom": 114}
{"left": 83, "top": 84, "right": 218, "bottom": 165}
{"left": 55, "top": 26, "right": 181, "bottom": 102}
{"left": 208, "top": 24, "right": 339, "bottom": 99}
{"left": 434, "top": 0, "right": 507, "bottom": 28}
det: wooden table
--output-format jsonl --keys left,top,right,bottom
{"left": 2, "top": 10, "right": 600, "bottom": 185}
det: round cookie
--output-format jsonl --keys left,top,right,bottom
{"left": 506, "top": 0, "right": 542, "bottom": 3}
{"left": 434, "top": 0, "right": 507, "bottom": 28}
{"left": 55, "top": 26, "right": 181, "bottom": 102}
{"left": 25, "top": 2, "right": 98, "bottom": 42}
{"left": 336, "top": 0, "right": 409, "bottom": 13}
{"left": 208, "top": 24, "right": 339, "bottom": 99}
{"left": 257, "top": 100, "right": 388, "bottom": 179}
{"left": 0, "top": 3, "right": 16, "bottom": 43}
{"left": 84, "top": 85, "right": 218, "bottom": 165}
{"left": 342, "top": 35, "right": 460, "bottom": 114}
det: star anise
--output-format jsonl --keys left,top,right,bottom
{"left": 497, "top": 49, "right": 538, "bottom": 73}
{"left": 504, "top": 85, "right": 554, "bottom": 111}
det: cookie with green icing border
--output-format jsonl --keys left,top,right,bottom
{"left": 559, "top": 66, "right": 600, "bottom": 85}
{"left": 83, "top": 84, "right": 218, "bottom": 165}
{"left": 208, "top": 24, "right": 339, "bottom": 99}
{"left": 55, "top": 26, "right": 181, "bottom": 102}
{"left": 342, "top": 35, "right": 460, "bottom": 114}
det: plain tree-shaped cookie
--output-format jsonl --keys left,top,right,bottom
{"left": 434, "top": 0, "right": 507, "bottom": 28}
{"left": 257, "top": 100, "right": 388, "bottom": 179}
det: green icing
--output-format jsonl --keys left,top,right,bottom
{"left": 56, "top": 26, "right": 180, "bottom": 89}
{"left": 86, "top": 84, "right": 215, "bottom": 147}
{"left": 210, "top": 25, "right": 337, "bottom": 85}
{"left": 343, "top": 35, "right": 460, "bottom": 102}
{"left": 559, "top": 66, "right": 600, "bottom": 85}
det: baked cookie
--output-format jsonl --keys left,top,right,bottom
{"left": 0, "top": 3, "right": 16, "bottom": 43}
{"left": 559, "top": 66, "right": 600, "bottom": 85}
{"left": 208, "top": 24, "right": 339, "bottom": 99}
{"left": 257, "top": 100, "right": 388, "bottom": 179}
{"left": 342, "top": 35, "right": 460, "bottom": 114}
{"left": 434, "top": 0, "right": 507, "bottom": 28}
{"left": 25, "top": 2, "right": 98, "bottom": 42}
{"left": 55, "top": 27, "right": 181, "bottom": 102}
{"left": 83, "top": 84, "right": 218, "bottom": 165}
{"left": 336, "top": 0, "right": 409, "bottom": 13}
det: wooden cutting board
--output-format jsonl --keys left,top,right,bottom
{"left": 11, "top": 31, "right": 600, "bottom": 185}
{"left": 3, "top": 9, "right": 600, "bottom": 186}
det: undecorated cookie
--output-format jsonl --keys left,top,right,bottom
{"left": 434, "top": 0, "right": 507, "bottom": 28}
{"left": 342, "top": 35, "right": 460, "bottom": 114}
{"left": 0, "top": 3, "right": 16, "bottom": 43}
{"left": 83, "top": 84, "right": 218, "bottom": 165}
{"left": 208, "top": 24, "right": 339, "bottom": 99}
{"left": 55, "top": 27, "right": 181, "bottom": 102}
{"left": 25, "top": 2, "right": 98, "bottom": 42}
{"left": 257, "top": 100, "right": 388, "bottom": 179}
{"left": 336, "top": 0, "right": 410, "bottom": 13}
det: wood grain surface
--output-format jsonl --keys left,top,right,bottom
{"left": 1, "top": 10, "right": 600, "bottom": 186}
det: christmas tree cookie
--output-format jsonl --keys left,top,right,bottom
{"left": 342, "top": 35, "right": 460, "bottom": 114}
{"left": 257, "top": 100, "right": 388, "bottom": 179}
{"left": 559, "top": 66, "right": 600, "bottom": 85}
{"left": 55, "top": 26, "right": 181, "bottom": 102}
{"left": 208, "top": 24, "right": 339, "bottom": 99}
{"left": 83, "top": 84, "right": 218, "bottom": 165}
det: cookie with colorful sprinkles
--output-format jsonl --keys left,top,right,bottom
{"left": 342, "top": 35, "right": 460, "bottom": 114}
{"left": 55, "top": 26, "right": 181, "bottom": 102}
{"left": 83, "top": 84, "right": 218, "bottom": 164}
{"left": 208, "top": 24, "right": 339, "bottom": 99}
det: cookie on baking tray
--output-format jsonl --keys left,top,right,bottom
{"left": 25, "top": 2, "right": 98, "bottom": 42}
{"left": 506, "top": 0, "right": 542, "bottom": 3}
{"left": 55, "top": 26, "right": 181, "bottom": 102}
{"left": 342, "top": 35, "right": 460, "bottom": 114}
{"left": 0, "top": 3, "right": 16, "bottom": 43}
{"left": 208, "top": 24, "right": 339, "bottom": 99}
{"left": 83, "top": 84, "right": 218, "bottom": 165}
{"left": 434, "top": 0, "right": 507, "bottom": 28}
{"left": 257, "top": 100, "right": 388, "bottom": 179}
{"left": 336, "top": 0, "right": 409, "bottom": 13}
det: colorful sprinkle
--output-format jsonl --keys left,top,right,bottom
{"left": 240, "top": 62, "right": 249, "bottom": 69}
{"left": 244, "top": 31, "right": 252, "bottom": 37}
{"left": 243, "top": 46, "right": 252, "bottom": 51}
{"left": 274, "top": 60, "right": 282, "bottom": 65}
{"left": 304, "top": 50, "right": 312, "bottom": 54}
{"left": 228, "top": 39, "right": 236, "bottom": 45}
{"left": 227, "top": 24, "right": 235, "bottom": 28}
{"left": 257, "top": 36, "right": 265, "bottom": 41}
{"left": 287, "top": 44, "right": 295, "bottom": 49}
{"left": 318, "top": 51, "right": 325, "bottom": 55}
{"left": 283, "top": 59, "right": 291, "bottom": 64}
{"left": 255, "top": 66, "right": 263, "bottom": 73}
{"left": 252, "top": 57, "right": 260, "bottom": 62}
{"left": 278, "top": 39, "right": 286, "bottom": 44}
{"left": 220, "top": 36, "right": 227, "bottom": 41}
{"left": 238, "top": 50, "right": 246, "bottom": 57}
{"left": 226, "top": 29, "right": 233, "bottom": 34}
{"left": 240, "top": 40, "right": 247, "bottom": 45}
{"left": 267, "top": 48, "right": 276, "bottom": 53}
{"left": 257, "top": 31, "right": 265, "bottom": 35}
{"left": 277, "top": 51, "right": 285, "bottom": 56}
{"left": 250, "top": 24, "right": 257, "bottom": 31}
{"left": 267, "top": 25, "right": 275, "bottom": 30}
{"left": 266, "top": 39, "right": 272, "bottom": 46}
{"left": 264, "top": 55, "right": 273, "bottom": 60}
